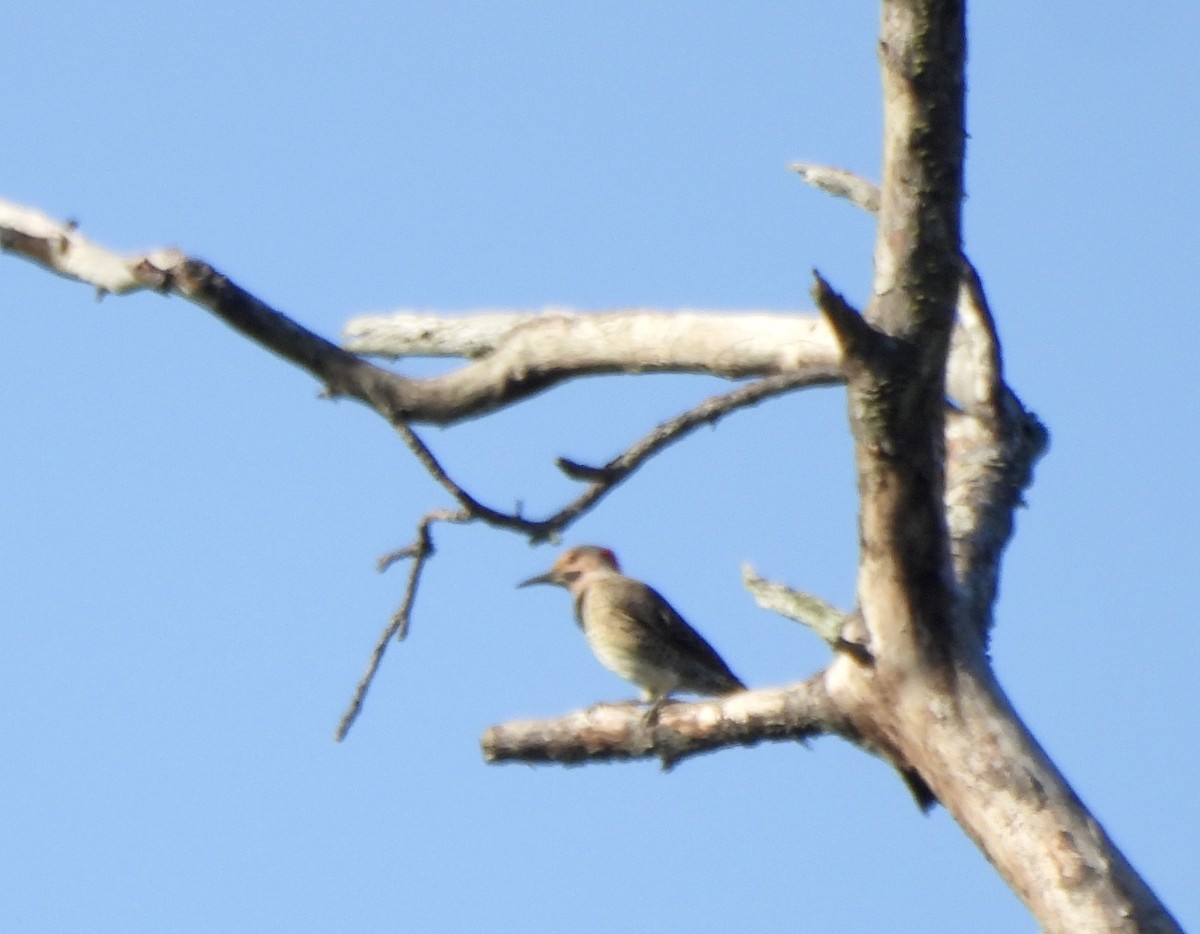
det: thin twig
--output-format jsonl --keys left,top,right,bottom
{"left": 391, "top": 422, "right": 531, "bottom": 531}
{"left": 335, "top": 508, "right": 469, "bottom": 742}
{"left": 542, "top": 370, "right": 840, "bottom": 532}
{"left": 394, "top": 369, "right": 839, "bottom": 546}
{"left": 344, "top": 376, "right": 839, "bottom": 733}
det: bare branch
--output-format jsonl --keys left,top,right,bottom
{"left": 797, "top": 6, "right": 1179, "bottom": 930}
{"left": 392, "top": 423, "right": 535, "bottom": 533}
{"left": 944, "top": 392, "right": 1048, "bottom": 644}
{"left": 946, "top": 242, "right": 1051, "bottom": 646}
{"left": 0, "top": 200, "right": 181, "bottom": 294}
{"left": 0, "top": 197, "right": 852, "bottom": 743}
{"left": 482, "top": 675, "right": 932, "bottom": 808}
{"left": 539, "top": 370, "right": 840, "bottom": 531}
{"left": 335, "top": 508, "right": 469, "bottom": 742}
{"left": 820, "top": 0, "right": 965, "bottom": 673}
{"left": 810, "top": 271, "right": 879, "bottom": 363}
{"left": 946, "top": 259, "right": 1005, "bottom": 414}
{"left": 393, "top": 370, "right": 838, "bottom": 547}
{"left": 3, "top": 199, "right": 845, "bottom": 425}
{"left": 790, "top": 173, "right": 1048, "bottom": 646}
{"left": 790, "top": 169, "right": 1009, "bottom": 415}
{"left": 790, "top": 163, "right": 881, "bottom": 213}
{"left": 482, "top": 677, "right": 849, "bottom": 768}
{"left": 346, "top": 311, "right": 544, "bottom": 359}
{"left": 353, "top": 373, "right": 835, "bottom": 735}
{"left": 0, "top": 201, "right": 442, "bottom": 419}
{"left": 341, "top": 371, "right": 844, "bottom": 731}
{"left": 741, "top": 564, "right": 845, "bottom": 639}
{"left": 344, "top": 307, "right": 840, "bottom": 378}
{"left": 387, "top": 508, "right": 473, "bottom": 643}
{"left": 740, "top": 565, "right": 872, "bottom": 663}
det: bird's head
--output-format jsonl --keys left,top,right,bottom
{"left": 518, "top": 545, "right": 621, "bottom": 592}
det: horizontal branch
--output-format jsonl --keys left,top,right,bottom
{"left": 0, "top": 201, "right": 184, "bottom": 294}
{"left": 344, "top": 308, "right": 841, "bottom": 378}
{"left": 483, "top": 675, "right": 933, "bottom": 807}
{"left": 481, "top": 677, "right": 849, "bottom": 768}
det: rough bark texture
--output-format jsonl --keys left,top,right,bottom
{"left": 815, "top": 2, "right": 1179, "bottom": 930}
{"left": 482, "top": 676, "right": 852, "bottom": 768}
{"left": 0, "top": 1, "right": 1182, "bottom": 930}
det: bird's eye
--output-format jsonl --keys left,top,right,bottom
{"left": 562, "top": 571, "right": 580, "bottom": 582}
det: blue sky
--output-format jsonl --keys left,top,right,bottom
{"left": 2, "top": 3, "right": 1197, "bottom": 931}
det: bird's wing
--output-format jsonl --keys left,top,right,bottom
{"left": 637, "top": 583, "right": 745, "bottom": 689}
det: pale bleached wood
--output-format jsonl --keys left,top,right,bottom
{"left": 0, "top": 198, "right": 841, "bottom": 424}
{"left": 345, "top": 307, "right": 839, "bottom": 377}
{"left": 0, "top": 1, "right": 1182, "bottom": 927}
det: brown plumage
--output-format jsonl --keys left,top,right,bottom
{"left": 520, "top": 546, "right": 745, "bottom": 716}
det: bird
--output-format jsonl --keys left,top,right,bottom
{"left": 519, "top": 545, "right": 745, "bottom": 720}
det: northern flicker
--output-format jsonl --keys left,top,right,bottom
{"left": 519, "top": 546, "right": 745, "bottom": 718}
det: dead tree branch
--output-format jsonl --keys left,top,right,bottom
{"left": 1, "top": 198, "right": 848, "bottom": 740}
{"left": 344, "top": 307, "right": 838, "bottom": 377}
{"left": 790, "top": 162, "right": 882, "bottom": 214}
{"left": 1, "top": 199, "right": 839, "bottom": 427}
{"left": 333, "top": 369, "right": 836, "bottom": 740}
{"left": 792, "top": 3, "right": 1178, "bottom": 930}
{"left": 387, "top": 369, "right": 838, "bottom": 546}
{"left": 482, "top": 676, "right": 850, "bottom": 768}
{"left": 794, "top": 165, "right": 1049, "bottom": 644}
{"left": 335, "top": 508, "right": 471, "bottom": 742}
{"left": 482, "top": 674, "right": 932, "bottom": 808}
{"left": 1, "top": 2, "right": 1181, "bottom": 925}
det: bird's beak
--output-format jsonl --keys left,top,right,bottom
{"left": 518, "top": 570, "right": 557, "bottom": 588}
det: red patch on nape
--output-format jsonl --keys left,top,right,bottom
{"left": 599, "top": 548, "right": 620, "bottom": 571}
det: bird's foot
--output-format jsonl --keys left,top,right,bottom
{"left": 640, "top": 697, "right": 667, "bottom": 727}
